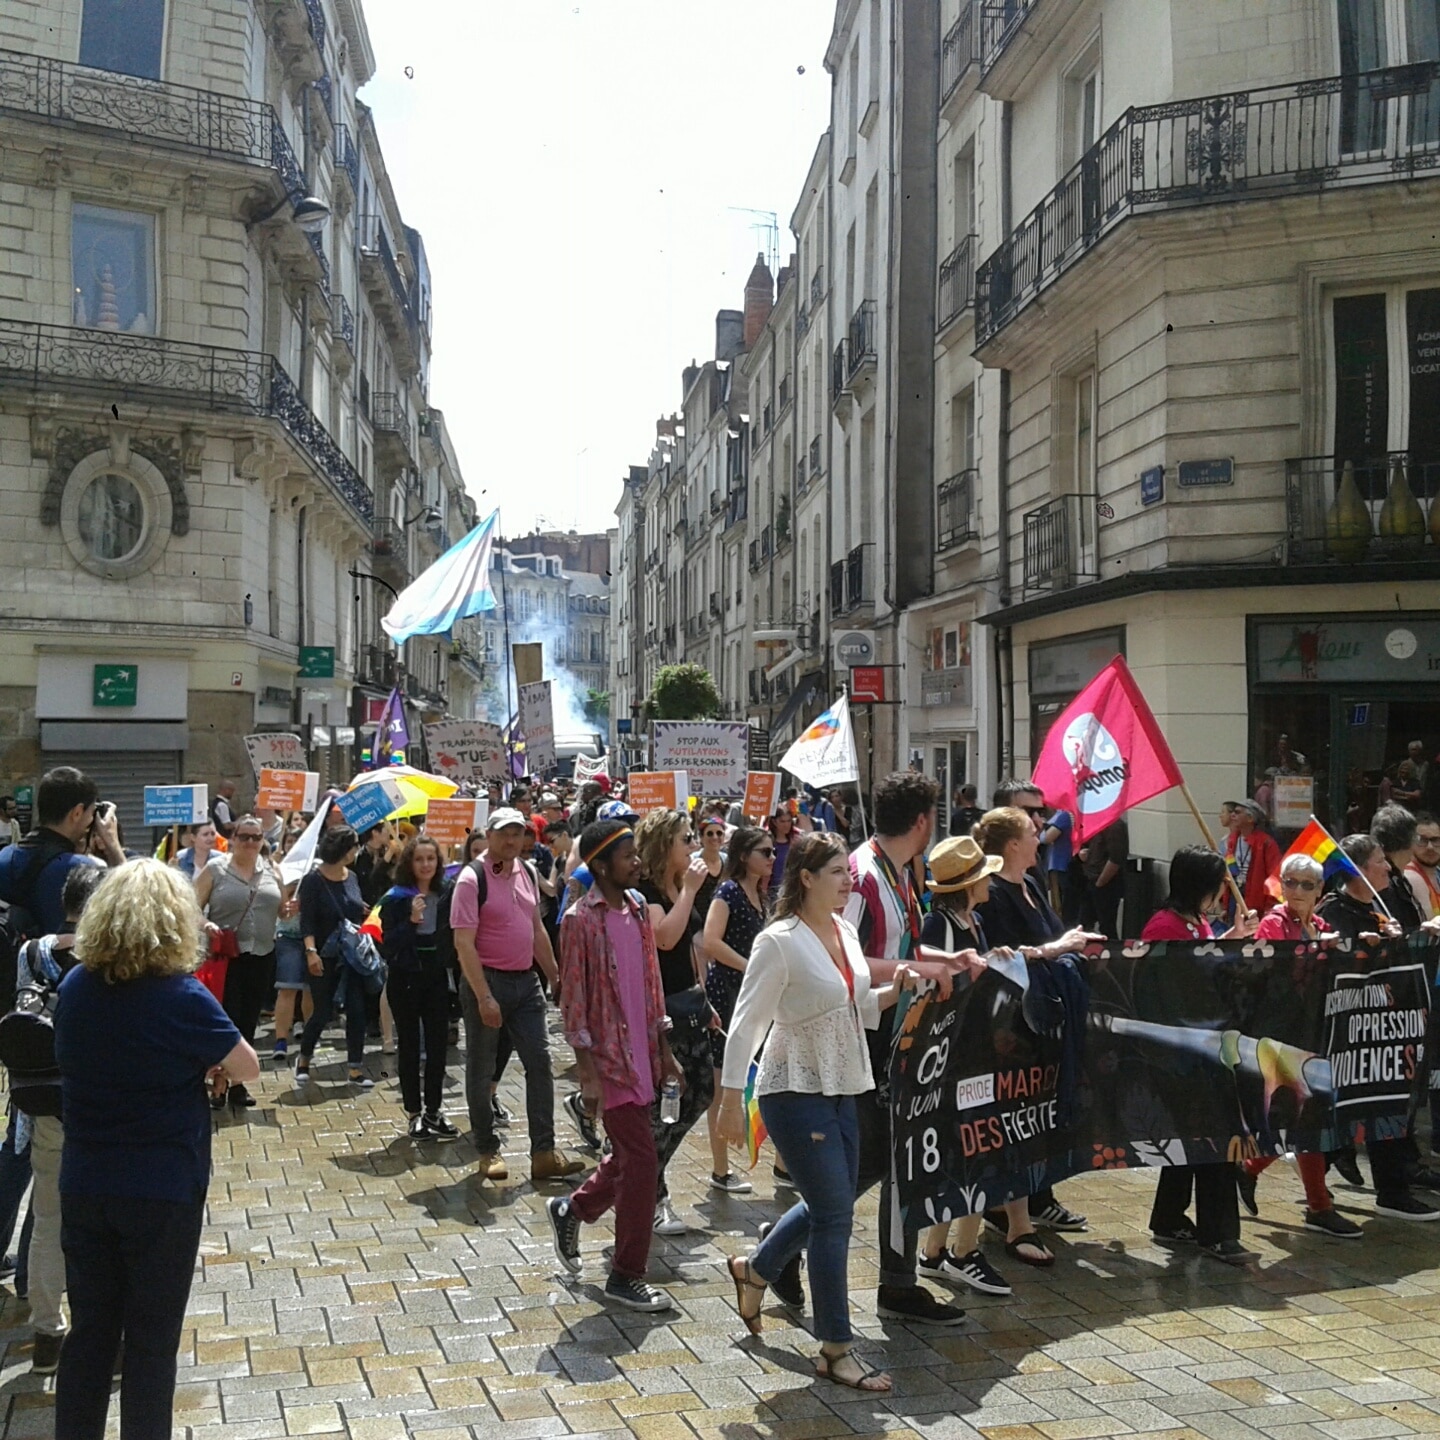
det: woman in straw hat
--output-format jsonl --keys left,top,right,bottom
{"left": 915, "top": 837, "right": 1053, "bottom": 1292}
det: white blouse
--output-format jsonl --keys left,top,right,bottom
{"left": 721, "top": 914, "right": 881, "bottom": 1098}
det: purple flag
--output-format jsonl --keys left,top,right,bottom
{"left": 371, "top": 687, "right": 410, "bottom": 769}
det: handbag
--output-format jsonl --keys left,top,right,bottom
{"left": 319, "top": 878, "right": 388, "bottom": 995}
{"left": 208, "top": 860, "right": 263, "bottom": 961}
{"left": 665, "top": 983, "right": 711, "bottom": 1029}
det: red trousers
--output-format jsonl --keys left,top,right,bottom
{"left": 568, "top": 1101, "right": 657, "bottom": 1279}
{"left": 1246, "top": 1152, "right": 1330, "bottom": 1212}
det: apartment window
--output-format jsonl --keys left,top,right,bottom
{"left": 954, "top": 144, "right": 976, "bottom": 247}
{"left": 847, "top": 44, "right": 860, "bottom": 140}
{"left": 1338, "top": 0, "right": 1440, "bottom": 150}
{"left": 1074, "top": 372, "right": 1096, "bottom": 501}
{"left": 80, "top": 0, "right": 165, "bottom": 80}
{"left": 951, "top": 387, "right": 975, "bottom": 473}
{"left": 72, "top": 203, "right": 155, "bottom": 334}
{"left": 1062, "top": 50, "right": 1101, "bottom": 170}
{"left": 867, "top": 0, "right": 882, "bottom": 104}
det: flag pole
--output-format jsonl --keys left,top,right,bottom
{"left": 1178, "top": 781, "right": 1250, "bottom": 917}
{"left": 838, "top": 684, "right": 870, "bottom": 840}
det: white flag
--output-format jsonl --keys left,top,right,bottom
{"left": 279, "top": 797, "right": 332, "bottom": 887}
{"left": 778, "top": 695, "right": 859, "bottom": 789}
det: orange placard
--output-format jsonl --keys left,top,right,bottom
{"left": 742, "top": 771, "right": 781, "bottom": 822}
{"left": 626, "top": 771, "right": 690, "bottom": 815}
{"left": 424, "top": 798, "right": 481, "bottom": 847}
{"left": 256, "top": 767, "right": 308, "bottom": 811}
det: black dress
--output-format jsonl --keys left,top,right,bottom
{"left": 976, "top": 873, "right": 1063, "bottom": 949}
{"left": 705, "top": 880, "right": 766, "bottom": 1070}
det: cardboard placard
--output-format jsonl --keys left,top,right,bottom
{"left": 518, "top": 680, "right": 556, "bottom": 774}
{"left": 627, "top": 771, "right": 690, "bottom": 815}
{"left": 333, "top": 778, "right": 405, "bottom": 833}
{"left": 425, "top": 798, "right": 484, "bottom": 847}
{"left": 256, "top": 767, "right": 310, "bottom": 812}
{"left": 742, "top": 771, "right": 782, "bottom": 822}
{"left": 143, "top": 784, "right": 209, "bottom": 828}
{"left": 1271, "top": 775, "right": 1314, "bottom": 829}
{"left": 244, "top": 732, "right": 307, "bottom": 779}
{"left": 425, "top": 721, "right": 510, "bottom": 783}
{"left": 650, "top": 721, "right": 749, "bottom": 799}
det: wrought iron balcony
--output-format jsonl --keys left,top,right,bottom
{"left": 333, "top": 121, "right": 359, "bottom": 196}
{"left": 0, "top": 49, "right": 304, "bottom": 197}
{"left": 937, "top": 470, "right": 979, "bottom": 550}
{"left": 0, "top": 319, "right": 371, "bottom": 524}
{"left": 1285, "top": 454, "right": 1440, "bottom": 565}
{"left": 979, "top": 0, "right": 1039, "bottom": 72}
{"left": 942, "top": 2, "right": 979, "bottom": 101}
{"left": 369, "top": 390, "right": 414, "bottom": 475}
{"left": 1021, "top": 493, "right": 1099, "bottom": 597}
{"left": 305, "top": 230, "right": 330, "bottom": 293}
{"left": 330, "top": 292, "right": 355, "bottom": 357}
{"left": 977, "top": 63, "right": 1440, "bottom": 347}
{"left": 831, "top": 339, "right": 849, "bottom": 402}
{"left": 847, "top": 302, "right": 877, "bottom": 381}
{"left": 357, "top": 213, "right": 421, "bottom": 374}
{"left": 937, "top": 234, "right": 977, "bottom": 331}
{"left": 829, "top": 558, "right": 844, "bottom": 614}
{"left": 370, "top": 515, "right": 407, "bottom": 574}
{"left": 709, "top": 591, "right": 721, "bottom": 619}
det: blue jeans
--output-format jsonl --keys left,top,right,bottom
{"left": 752, "top": 1091, "right": 859, "bottom": 1344}
{"left": 0, "top": 1110, "right": 34, "bottom": 1275}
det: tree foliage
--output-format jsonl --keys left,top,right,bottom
{"left": 583, "top": 689, "right": 611, "bottom": 725}
{"left": 645, "top": 663, "right": 721, "bottom": 721}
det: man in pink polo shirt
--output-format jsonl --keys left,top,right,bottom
{"left": 452, "top": 808, "right": 585, "bottom": 1184}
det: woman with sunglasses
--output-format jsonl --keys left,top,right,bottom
{"left": 701, "top": 826, "right": 772, "bottom": 1194}
{"left": 194, "top": 814, "right": 291, "bottom": 1111}
{"left": 695, "top": 816, "right": 727, "bottom": 917}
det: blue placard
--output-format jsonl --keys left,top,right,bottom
{"left": 333, "top": 783, "right": 398, "bottom": 834}
{"left": 617, "top": 719, "right": 632, "bottom": 734}
{"left": 143, "top": 784, "right": 208, "bottom": 827}
{"left": 1350, "top": 703, "right": 1371, "bottom": 727}
{"left": 1140, "top": 465, "right": 1164, "bottom": 506}
{"left": 1177, "top": 458, "right": 1233, "bottom": 488}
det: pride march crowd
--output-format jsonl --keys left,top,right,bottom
{"left": 1, "top": 657, "right": 1439, "bottom": 1427}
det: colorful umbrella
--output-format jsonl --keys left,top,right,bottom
{"left": 347, "top": 765, "right": 457, "bottom": 819}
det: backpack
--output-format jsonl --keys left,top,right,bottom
{"left": 0, "top": 834, "right": 75, "bottom": 1018}
{"left": 0, "top": 938, "right": 68, "bottom": 1118}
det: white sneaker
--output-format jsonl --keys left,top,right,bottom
{"left": 653, "top": 1198, "right": 687, "bottom": 1236}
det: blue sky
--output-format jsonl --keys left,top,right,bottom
{"left": 360, "top": 0, "right": 837, "bottom": 537}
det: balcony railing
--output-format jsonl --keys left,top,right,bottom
{"left": 371, "top": 516, "right": 404, "bottom": 559}
{"left": 847, "top": 301, "right": 877, "bottom": 380}
{"left": 357, "top": 213, "right": 421, "bottom": 355}
{"left": 709, "top": 591, "right": 721, "bottom": 619}
{"left": 1285, "top": 454, "right": 1440, "bottom": 565}
{"left": 810, "top": 267, "right": 825, "bottom": 307}
{"left": 330, "top": 292, "right": 355, "bottom": 353}
{"left": 0, "top": 319, "right": 371, "bottom": 523}
{"left": 360, "top": 644, "right": 398, "bottom": 692}
{"left": 979, "top": 0, "right": 1038, "bottom": 71}
{"left": 831, "top": 339, "right": 849, "bottom": 401}
{"left": 937, "top": 234, "right": 977, "bottom": 331}
{"left": 937, "top": 470, "right": 979, "bottom": 550}
{"left": 761, "top": 525, "right": 772, "bottom": 560}
{"left": 778, "top": 375, "right": 791, "bottom": 412}
{"left": 810, "top": 436, "right": 822, "bottom": 475}
{"left": 942, "top": 2, "right": 979, "bottom": 100}
{"left": 977, "top": 62, "right": 1440, "bottom": 346}
{"left": 749, "top": 538, "right": 763, "bottom": 573}
{"left": 830, "top": 543, "right": 873, "bottom": 617}
{"left": 0, "top": 49, "right": 305, "bottom": 196}
{"left": 333, "top": 121, "right": 359, "bottom": 193}
{"left": 829, "top": 558, "right": 844, "bottom": 614}
{"left": 1022, "top": 493, "right": 1099, "bottom": 596}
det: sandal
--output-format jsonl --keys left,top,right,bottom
{"left": 727, "top": 1255, "right": 766, "bottom": 1334}
{"left": 816, "top": 1347, "right": 893, "bottom": 1392}
{"left": 1004, "top": 1233, "right": 1055, "bottom": 1267}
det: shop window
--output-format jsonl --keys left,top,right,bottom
{"left": 80, "top": 0, "right": 165, "bottom": 80}
{"left": 71, "top": 203, "right": 155, "bottom": 335}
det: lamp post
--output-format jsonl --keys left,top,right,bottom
{"left": 349, "top": 568, "right": 407, "bottom": 767}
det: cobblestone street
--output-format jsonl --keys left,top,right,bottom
{"left": 3, "top": 1027, "right": 1440, "bottom": 1440}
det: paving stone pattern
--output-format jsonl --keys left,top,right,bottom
{"left": 3, "top": 1018, "right": 1440, "bottom": 1440}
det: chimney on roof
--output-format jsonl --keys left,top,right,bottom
{"left": 682, "top": 361, "right": 700, "bottom": 399}
{"left": 743, "top": 253, "right": 774, "bottom": 347}
{"left": 715, "top": 310, "right": 744, "bottom": 363}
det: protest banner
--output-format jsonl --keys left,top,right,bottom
{"left": 574, "top": 753, "right": 610, "bottom": 785}
{"left": 143, "top": 784, "right": 208, "bottom": 828}
{"left": 425, "top": 721, "right": 509, "bottom": 784}
{"left": 425, "top": 797, "right": 484, "bottom": 847}
{"left": 627, "top": 771, "right": 690, "bottom": 814}
{"left": 256, "top": 768, "right": 310, "bottom": 812}
{"left": 518, "top": 681, "right": 556, "bottom": 773}
{"left": 650, "top": 722, "right": 749, "bottom": 799}
{"left": 244, "top": 732, "right": 306, "bottom": 779}
{"left": 741, "top": 771, "right": 781, "bottom": 822}
{"left": 333, "top": 778, "right": 405, "bottom": 833}
{"left": 889, "top": 936, "right": 1434, "bottom": 1232}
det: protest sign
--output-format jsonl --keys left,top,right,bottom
{"left": 627, "top": 771, "right": 690, "bottom": 814}
{"left": 244, "top": 732, "right": 306, "bottom": 779}
{"left": 518, "top": 681, "right": 556, "bottom": 773}
{"left": 143, "top": 784, "right": 208, "bottom": 827}
{"left": 333, "top": 778, "right": 405, "bottom": 833}
{"left": 256, "top": 768, "right": 310, "bottom": 812}
{"left": 742, "top": 772, "right": 781, "bottom": 822}
{"left": 890, "top": 936, "right": 1434, "bottom": 1231}
{"left": 574, "top": 753, "right": 610, "bottom": 784}
{"left": 425, "top": 798, "right": 484, "bottom": 847}
{"left": 425, "top": 721, "right": 509, "bottom": 784}
{"left": 1271, "top": 775, "right": 1314, "bottom": 829}
{"left": 651, "top": 722, "right": 749, "bottom": 798}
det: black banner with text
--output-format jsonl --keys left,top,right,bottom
{"left": 890, "top": 937, "right": 1435, "bottom": 1229}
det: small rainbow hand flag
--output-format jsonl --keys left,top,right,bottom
{"left": 743, "top": 1060, "right": 768, "bottom": 1170}
{"left": 1266, "top": 816, "right": 1361, "bottom": 900}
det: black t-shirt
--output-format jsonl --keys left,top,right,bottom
{"left": 976, "top": 873, "right": 1063, "bottom": 948}
{"left": 1316, "top": 889, "right": 1384, "bottom": 941}
{"left": 949, "top": 806, "right": 984, "bottom": 838}
{"left": 639, "top": 880, "right": 703, "bottom": 996}
{"left": 298, "top": 870, "right": 367, "bottom": 956}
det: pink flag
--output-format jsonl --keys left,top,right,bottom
{"left": 1030, "top": 656, "right": 1183, "bottom": 845}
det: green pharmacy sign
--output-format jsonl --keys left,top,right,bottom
{"left": 93, "top": 664, "right": 137, "bottom": 707}
{"left": 298, "top": 646, "right": 336, "bottom": 679}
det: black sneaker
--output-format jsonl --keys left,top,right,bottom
{"left": 920, "top": 1248, "right": 1011, "bottom": 1296}
{"left": 875, "top": 1283, "right": 966, "bottom": 1326}
{"left": 491, "top": 1096, "right": 512, "bottom": 1126}
{"left": 1407, "top": 1167, "right": 1440, "bottom": 1191}
{"left": 31, "top": 1330, "right": 63, "bottom": 1376}
{"left": 1200, "top": 1239, "right": 1259, "bottom": 1265}
{"left": 1304, "top": 1208, "right": 1363, "bottom": 1238}
{"left": 564, "top": 1091, "right": 599, "bottom": 1149}
{"left": 1236, "top": 1165, "right": 1258, "bottom": 1217}
{"left": 757, "top": 1219, "right": 804, "bottom": 1310}
{"left": 1332, "top": 1149, "right": 1365, "bottom": 1187}
{"left": 1151, "top": 1219, "right": 1199, "bottom": 1246}
{"left": 1031, "top": 1199, "right": 1087, "bottom": 1231}
{"left": 407, "top": 1113, "right": 429, "bottom": 1140}
{"left": 1375, "top": 1192, "right": 1440, "bottom": 1221}
{"left": 603, "top": 1272, "right": 673, "bottom": 1311}
{"left": 547, "top": 1195, "right": 582, "bottom": 1274}
{"left": 424, "top": 1110, "right": 460, "bottom": 1141}
{"left": 772, "top": 1165, "right": 796, "bottom": 1193}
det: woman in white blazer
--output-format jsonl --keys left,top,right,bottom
{"left": 717, "top": 831, "right": 911, "bottom": 1392}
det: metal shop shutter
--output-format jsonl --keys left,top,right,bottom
{"left": 40, "top": 750, "right": 182, "bottom": 848}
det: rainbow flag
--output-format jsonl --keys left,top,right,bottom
{"left": 1266, "top": 817, "right": 1360, "bottom": 900}
{"left": 743, "top": 1060, "right": 767, "bottom": 1169}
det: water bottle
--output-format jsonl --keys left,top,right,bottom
{"left": 660, "top": 1078, "right": 681, "bottom": 1124}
